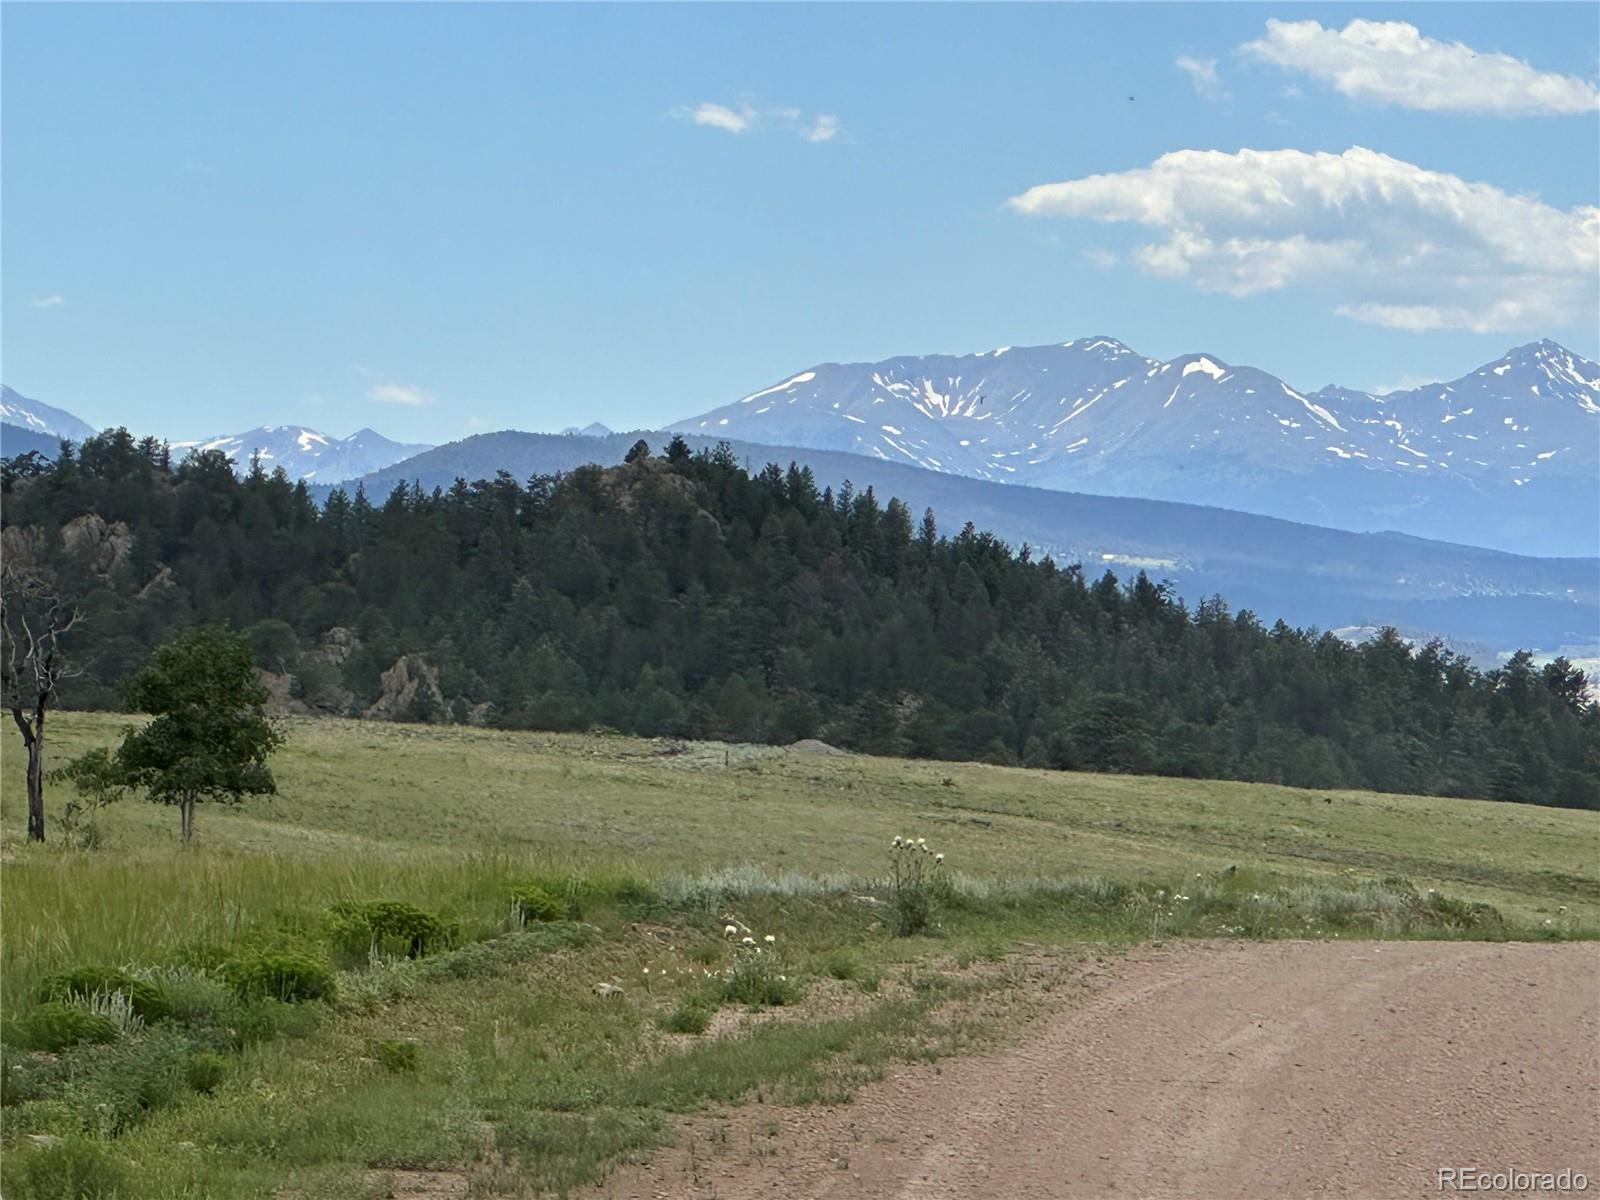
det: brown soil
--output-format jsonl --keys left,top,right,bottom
{"left": 582, "top": 939, "right": 1600, "bottom": 1199}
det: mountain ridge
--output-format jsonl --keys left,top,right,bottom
{"left": 670, "top": 337, "right": 1600, "bottom": 556}
{"left": 325, "top": 427, "right": 1598, "bottom": 658}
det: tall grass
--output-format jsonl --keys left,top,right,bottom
{"left": 0, "top": 847, "right": 651, "bottom": 1003}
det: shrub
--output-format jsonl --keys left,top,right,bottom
{"left": 223, "top": 953, "right": 335, "bottom": 1004}
{"left": 3, "top": 1099, "right": 81, "bottom": 1138}
{"left": 1422, "top": 891, "right": 1503, "bottom": 930}
{"left": 657, "top": 993, "right": 717, "bottom": 1035}
{"left": 720, "top": 930, "right": 801, "bottom": 1008}
{"left": 37, "top": 968, "right": 170, "bottom": 1024}
{"left": 57, "top": 1029, "right": 195, "bottom": 1136}
{"left": 186, "top": 1050, "right": 230, "bottom": 1094}
{"left": 327, "top": 901, "right": 454, "bottom": 958}
{"left": 1, "top": 1046, "right": 71, "bottom": 1106}
{"left": 366, "top": 1038, "right": 420, "bottom": 1073}
{"left": 610, "top": 879, "right": 662, "bottom": 914}
{"left": 510, "top": 883, "right": 568, "bottom": 923}
{"left": 148, "top": 967, "right": 238, "bottom": 1028}
{"left": 889, "top": 835, "right": 948, "bottom": 937}
{"left": 229, "top": 998, "right": 318, "bottom": 1048}
{"left": 5, "top": 1004, "right": 119, "bottom": 1053}
{"left": 0, "top": 1136, "right": 129, "bottom": 1199}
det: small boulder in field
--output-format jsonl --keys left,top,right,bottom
{"left": 789, "top": 738, "right": 848, "bottom": 757}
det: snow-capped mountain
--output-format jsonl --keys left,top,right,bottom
{"left": 170, "top": 426, "right": 433, "bottom": 483}
{"left": 672, "top": 338, "right": 1600, "bottom": 556}
{"left": 1, "top": 385, "right": 99, "bottom": 443}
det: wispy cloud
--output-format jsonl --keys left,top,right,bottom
{"left": 1240, "top": 19, "right": 1600, "bottom": 116}
{"left": 30, "top": 295, "right": 65, "bottom": 309}
{"left": 368, "top": 382, "right": 435, "bottom": 407}
{"left": 690, "top": 102, "right": 753, "bottom": 134}
{"left": 677, "top": 99, "right": 844, "bottom": 143}
{"left": 1008, "top": 146, "right": 1599, "bottom": 333}
{"left": 1175, "top": 56, "right": 1229, "bottom": 104}
{"left": 803, "top": 113, "right": 840, "bottom": 143}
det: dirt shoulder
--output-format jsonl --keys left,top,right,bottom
{"left": 583, "top": 939, "right": 1600, "bottom": 1199}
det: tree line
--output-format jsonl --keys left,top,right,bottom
{"left": 3, "top": 429, "right": 1596, "bottom": 810}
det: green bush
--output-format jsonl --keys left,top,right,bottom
{"left": 722, "top": 952, "right": 801, "bottom": 1008}
{"left": 58, "top": 1028, "right": 194, "bottom": 1136}
{"left": 5, "top": 1003, "right": 120, "bottom": 1053}
{"left": 2, "top": 1098, "right": 81, "bottom": 1138}
{"left": 223, "top": 953, "right": 335, "bottom": 1004}
{"left": 37, "top": 968, "right": 170, "bottom": 1024}
{"left": 657, "top": 993, "right": 717, "bottom": 1035}
{"left": 0, "top": 1136, "right": 129, "bottom": 1199}
{"left": 610, "top": 879, "right": 663, "bottom": 914}
{"left": 186, "top": 1050, "right": 230, "bottom": 1093}
{"left": 229, "top": 998, "right": 318, "bottom": 1048}
{"left": 150, "top": 967, "right": 238, "bottom": 1027}
{"left": 327, "top": 900, "right": 454, "bottom": 958}
{"left": 1, "top": 1046, "right": 71, "bottom": 1106}
{"left": 1423, "top": 891, "right": 1503, "bottom": 930}
{"left": 510, "top": 883, "right": 568, "bottom": 923}
{"left": 366, "top": 1038, "right": 420, "bottom": 1073}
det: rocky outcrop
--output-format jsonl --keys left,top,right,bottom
{"left": 364, "top": 656, "right": 446, "bottom": 721}
{"left": 313, "top": 626, "right": 359, "bottom": 666}
{"left": 59, "top": 514, "right": 134, "bottom": 576}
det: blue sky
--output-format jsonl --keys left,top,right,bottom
{"left": 3, "top": 3, "right": 1597, "bottom": 443}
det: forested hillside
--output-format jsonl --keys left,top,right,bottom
{"left": 3, "top": 431, "right": 1596, "bottom": 808}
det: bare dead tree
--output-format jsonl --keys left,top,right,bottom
{"left": 2, "top": 564, "right": 84, "bottom": 842}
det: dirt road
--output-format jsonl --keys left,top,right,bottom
{"left": 589, "top": 940, "right": 1600, "bottom": 1200}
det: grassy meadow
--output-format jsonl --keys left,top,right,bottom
{"left": 2, "top": 712, "right": 1596, "bottom": 1198}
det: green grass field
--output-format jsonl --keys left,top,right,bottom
{"left": 2, "top": 713, "right": 1595, "bottom": 1198}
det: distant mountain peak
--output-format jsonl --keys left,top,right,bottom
{"left": 561, "top": 422, "right": 613, "bottom": 437}
{"left": 0, "top": 385, "right": 99, "bottom": 443}
{"left": 668, "top": 334, "right": 1598, "bottom": 556}
{"left": 170, "top": 424, "right": 432, "bottom": 483}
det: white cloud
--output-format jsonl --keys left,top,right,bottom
{"left": 30, "top": 295, "right": 64, "bottom": 308}
{"left": 690, "top": 102, "right": 753, "bottom": 134}
{"left": 1175, "top": 56, "right": 1228, "bottom": 104}
{"left": 1083, "top": 248, "right": 1120, "bottom": 270}
{"left": 368, "top": 382, "right": 434, "bottom": 407}
{"left": 1007, "top": 146, "right": 1599, "bottom": 333}
{"left": 679, "top": 100, "right": 842, "bottom": 143}
{"left": 804, "top": 113, "right": 840, "bottom": 143}
{"left": 1241, "top": 19, "right": 1600, "bottom": 116}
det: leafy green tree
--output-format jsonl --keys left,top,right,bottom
{"left": 66, "top": 627, "right": 283, "bottom": 844}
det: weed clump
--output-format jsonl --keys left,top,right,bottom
{"left": 37, "top": 968, "right": 170, "bottom": 1024}
{"left": 223, "top": 953, "right": 335, "bottom": 1004}
{"left": 366, "top": 1037, "right": 420, "bottom": 1073}
{"left": 0, "top": 1135, "right": 129, "bottom": 1200}
{"left": 889, "top": 835, "right": 948, "bottom": 937}
{"left": 186, "top": 1050, "right": 230, "bottom": 1093}
{"left": 719, "top": 926, "right": 801, "bottom": 1008}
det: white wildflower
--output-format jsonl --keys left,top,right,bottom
{"left": 724, "top": 924, "right": 738, "bottom": 937}
{"left": 764, "top": 934, "right": 776, "bottom": 944}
